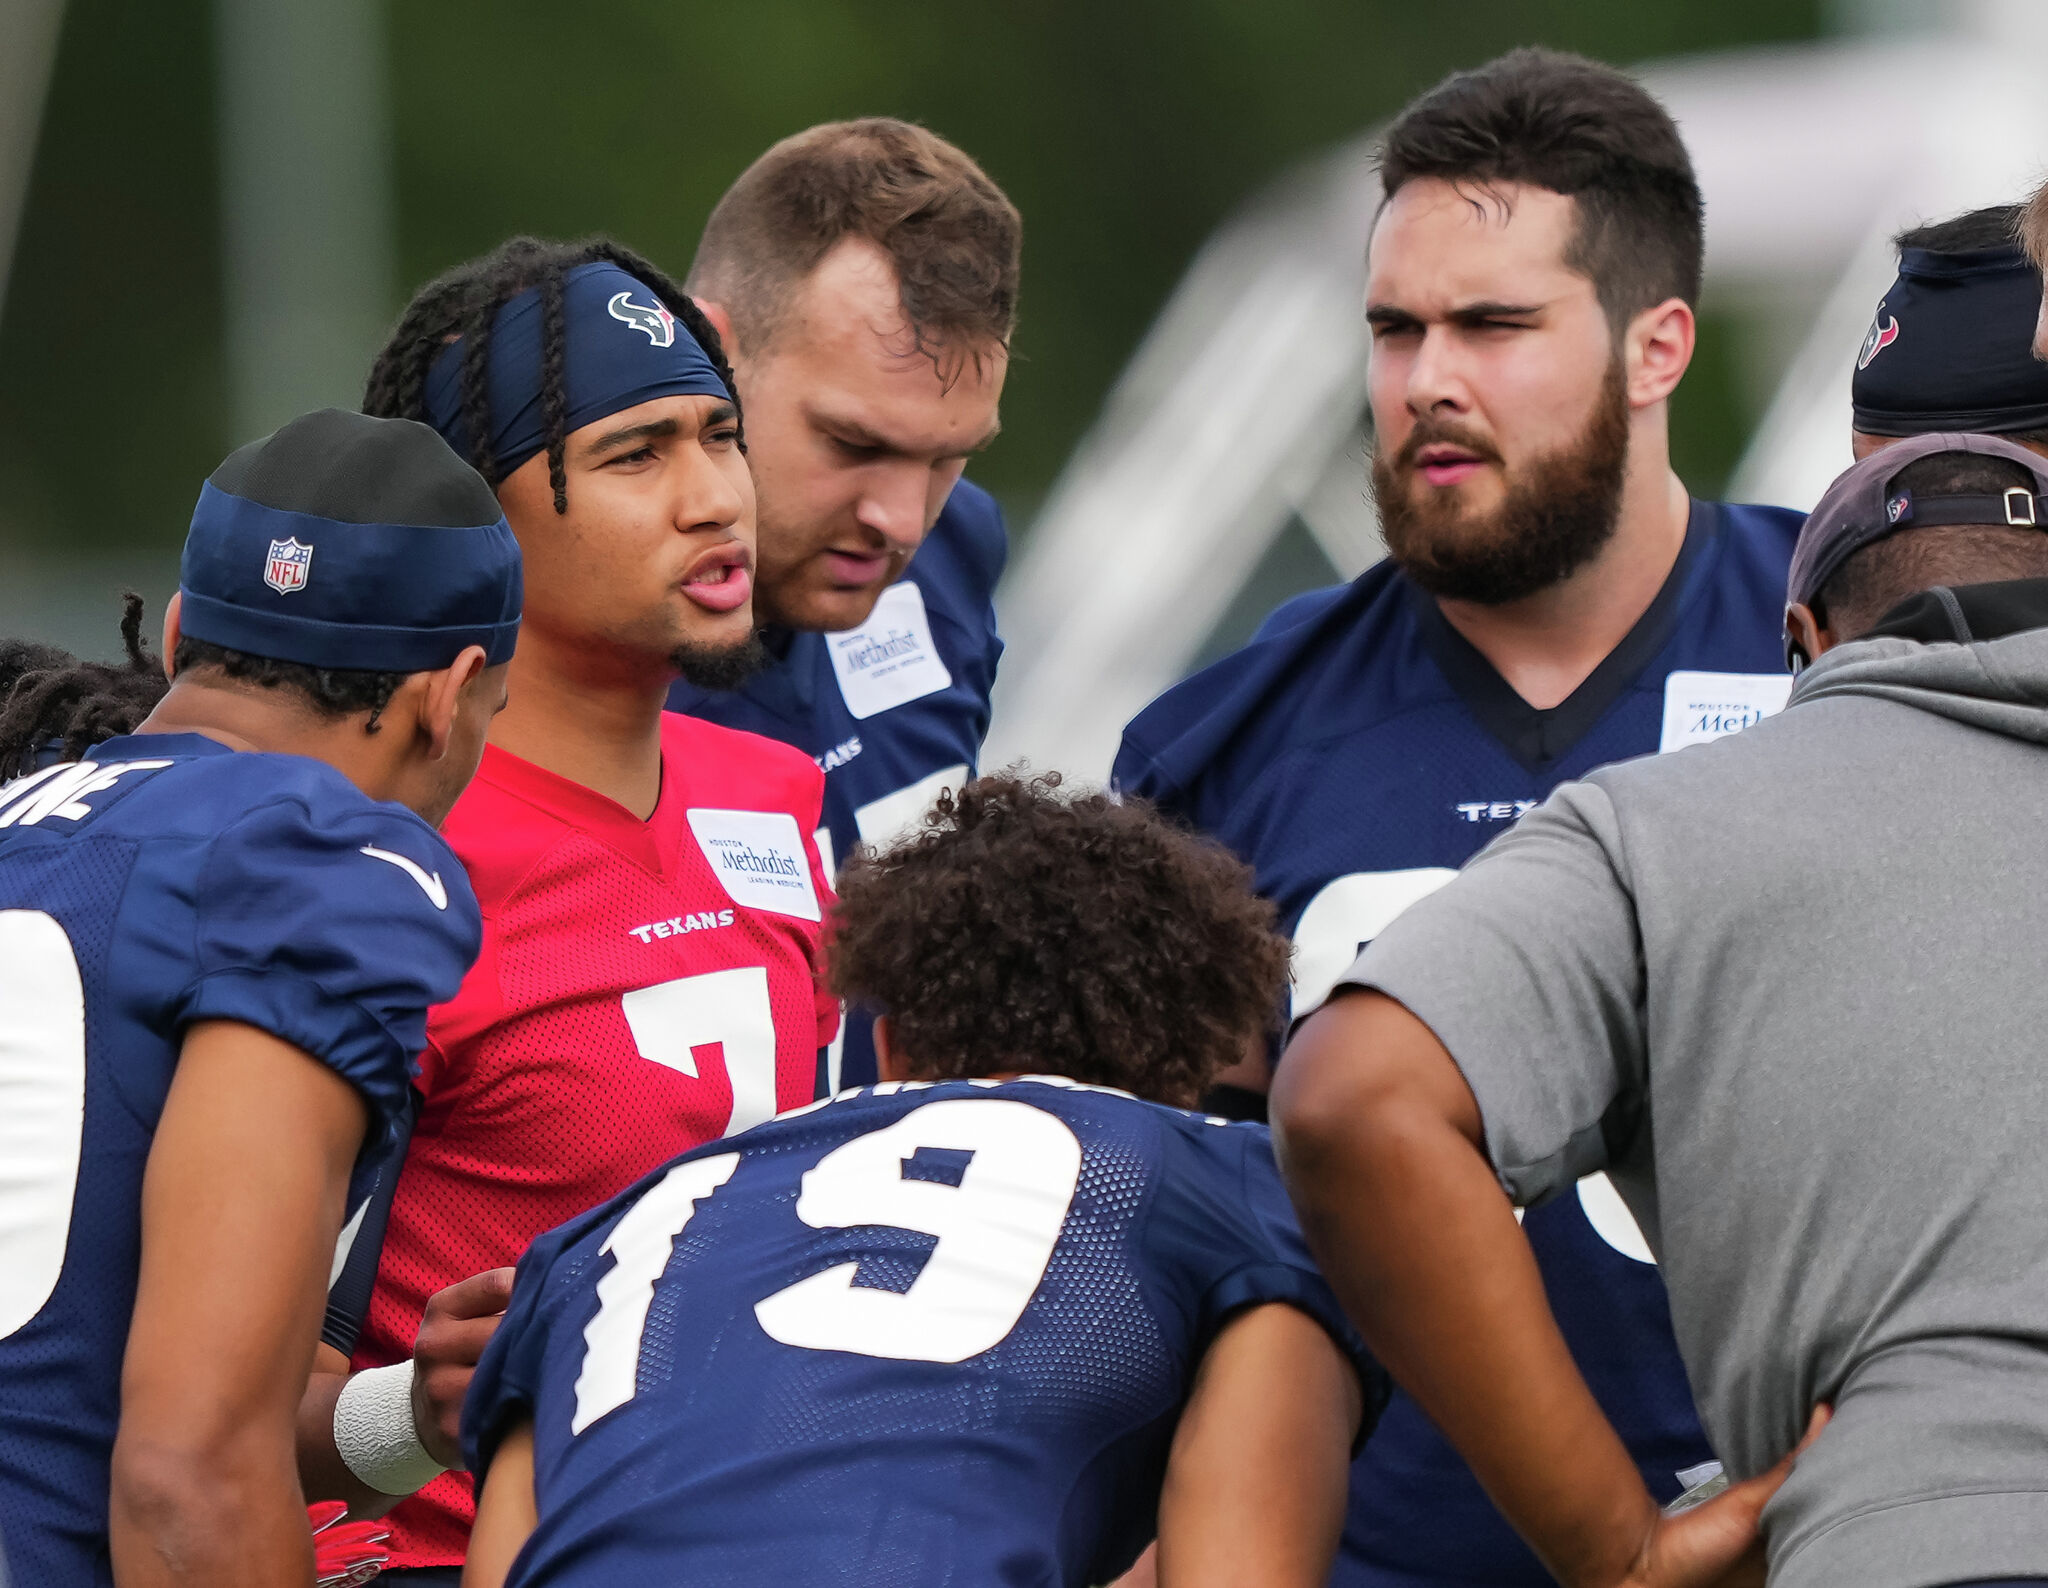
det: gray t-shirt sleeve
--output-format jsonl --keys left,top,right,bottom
{"left": 1336, "top": 780, "right": 1647, "bottom": 1209}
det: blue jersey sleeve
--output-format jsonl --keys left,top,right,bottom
{"left": 321, "top": 1095, "right": 419, "bottom": 1356}
{"left": 177, "top": 795, "right": 480, "bottom": 1146}
{"left": 1151, "top": 1121, "right": 1388, "bottom": 1441}
{"left": 462, "top": 1215, "right": 586, "bottom": 1480}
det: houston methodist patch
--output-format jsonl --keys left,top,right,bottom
{"left": 685, "top": 808, "right": 821, "bottom": 921}
{"left": 607, "top": 291, "right": 677, "bottom": 348}
{"left": 263, "top": 537, "right": 313, "bottom": 595}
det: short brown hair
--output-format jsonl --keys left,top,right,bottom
{"left": 689, "top": 118, "right": 1021, "bottom": 364}
{"left": 1379, "top": 48, "right": 1703, "bottom": 330}
{"left": 2021, "top": 178, "right": 2048, "bottom": 271}
{"left": 828, "top": 774, "right": 1292, "bottom": 1109}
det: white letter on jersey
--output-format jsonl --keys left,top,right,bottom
{"left": 0, "top": 911, "right": 87, "bottom": 1340}
{"left": 572, "top": 1151, "right": 740, "bottom": 1434}
{"left": 621, "top": 967, "right": 780, "bottom": 1138}
{"left": 754, "top": 1098, "right": 1081, "bottom": 1363}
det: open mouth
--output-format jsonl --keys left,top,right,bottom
{"left": 680, "top": 545, "right": 753, "bottom": 614}
{"left": 1412, "top": 444, "right": 1491, "bottom": 489}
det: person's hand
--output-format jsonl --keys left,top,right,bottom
{"left": 1616, "top": 1408, "right": 1830, "bottom": 1588}
{"left": 409, "top": 1267, "right": 515, "bottom": 1469}
{"left": 309, "top": 1499, "right": 391, "bottom": 1587}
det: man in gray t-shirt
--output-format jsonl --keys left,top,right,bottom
{"left": 1274, "top": 433, "right": 2048, "bottom": 1588}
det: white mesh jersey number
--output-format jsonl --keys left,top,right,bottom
{"left": 621, "top": 966, "right": 781, "bottom": 1138}
{"left": 754, "top": 1097, "right": 1082, "bottom": 1362}
{"left": 572, "top": 1151, "right": 740, "bottom": 1433}
{"left": 1292, "top": 869, "right": 1653, "bottom": 1264}
{"left": 0, "top": 910, "right": 88, "bottom": 1340}
{"left": 568, "top": 1097, "right": 1084, "bottom": 1433}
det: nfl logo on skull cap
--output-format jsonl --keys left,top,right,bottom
{"left": 264, "top": 536, "right": 313, "bottom": 595}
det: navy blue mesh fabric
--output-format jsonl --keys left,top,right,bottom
{"left": 465, "top": 1078, "right": 1372, "bottom": 1587}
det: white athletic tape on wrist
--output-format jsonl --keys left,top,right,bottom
{"left": 333, "top": 1361, "right": 447, "bottom": 1496}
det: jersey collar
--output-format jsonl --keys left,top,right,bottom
{"left": 1407, "top": 499, "right": 1712, "bottom": 772}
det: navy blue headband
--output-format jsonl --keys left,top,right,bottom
{"left": 422, "top": 260, "right": 732, "bottom": 481}
{"left": 1852, "top": 245, "right": 2048, "bottom": 436}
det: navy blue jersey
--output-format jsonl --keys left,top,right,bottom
{"left": 667, "top": 481, "right": 1007, "bottom": 1090}
{"left": 1115, "top": 501, "right": 1800, "bottom": 1588}
{"left": 465, "top": 1076, "right": 1380, "bottom": 1588}
{"left": 0, "top": 733, "right": 480, "bottom": 1588}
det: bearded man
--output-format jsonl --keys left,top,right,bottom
{"left": 1114, "top": 48, "right": 1800, "bottom": 1588}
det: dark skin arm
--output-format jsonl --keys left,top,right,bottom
{"left": 1272, "top": 989, "right": 1823, "bottom": 1588}
{"left": 110, "top": 1020, "right": 366, "bottom": 1588}
{"left": 296, "top": 1267, "right": 514, "bottom": 1516}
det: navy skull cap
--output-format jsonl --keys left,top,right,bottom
{"left": 178, "top": 408, "right": 523, "bottom": 672}
{"left": 421, "top": 260, "right": 731, "bottom": 482}
{"left": 1788, "top": 430, "right": 2048, "bottom": 610}
{"left": 1851, "top": 242, "right": 2048, "bottom": 436}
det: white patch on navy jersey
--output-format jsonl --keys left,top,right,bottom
{"left": 853, "top": 763, "right": 970, "bottom": 854}
{"left": 826, "top": 581, "right": 953, "bottom": 720}
{"left": 687, "top": 808, "right": 820, "bottom": 921}
{"left": 1658, "top": 671, "right": 1791, "bottom": 752}
{"left": 358, "top": 844, "right": 449, "bottom": 910}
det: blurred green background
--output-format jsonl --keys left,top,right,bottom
{"left": 0, "top": 0, "right": 1825, "bottom": 651}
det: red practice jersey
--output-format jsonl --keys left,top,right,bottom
{"left": 353, "top": 714, "right": 838, "bottom": 1567}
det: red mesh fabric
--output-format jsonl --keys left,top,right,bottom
{"left": 353, "top": 716, "right": 836, "bottom": 1567}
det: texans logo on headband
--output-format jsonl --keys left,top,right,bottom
{"left": 608, "top": 291, "right": 677, "bottom": 348}
{"left": 1858, "top": 312, "right": 1900, "bottom": 371}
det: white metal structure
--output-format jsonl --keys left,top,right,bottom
{"left": 986, "top": 1, "right": 2048, "bottom": 782}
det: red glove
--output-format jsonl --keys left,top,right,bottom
{"left": 308, "top": 1500, "right": 391, "bottom": 1587}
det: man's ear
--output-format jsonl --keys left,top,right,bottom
{"left": 871, "top": 1015, "right": 908, "bottom": 1085}
{"left": 416, "top": 645, "right": 489, "bottom": 759}
{"left": 160, "top": 591, "right": 183, "bottom": 681}
{"left": 1624, "top": 296, "right": 1696, "bottom": 410}
{"left": 1785, "top": 602, "right": 1834, "bottom": 671}
{"left": 697, "top": 299, "right": 739, "bottom": 360}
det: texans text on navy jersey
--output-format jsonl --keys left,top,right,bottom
{"left": 1115, "top": 500, "right": 1801, "bottom": 1588}
{"left": 666, "top": 481, "right": 1007, "bottom": 1092}
{"left": 464, "top": 1076, "right": 1380, "bottom": 1588}
{"left": 0, "top": 734, "right": 479, "bottom": 1588}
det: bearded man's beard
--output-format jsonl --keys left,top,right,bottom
{"left": 672, "top": 630, "right": 769, "bottom": 691}
{"left": 1372, "top": 358, "right": 1631, "bottom": 606}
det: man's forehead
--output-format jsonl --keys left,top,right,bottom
{"left": 1366, "top": 178, "right": 1583, "bottom": 306}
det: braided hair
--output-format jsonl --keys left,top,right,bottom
{"left": 0, "top": 594, "right": 170, "bottom": 780}
{"left": 362, "top": 236, "right": 741, "bottom": 516}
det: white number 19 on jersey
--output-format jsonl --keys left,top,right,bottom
{"left": 572, "top": 1098, "right": 1083, "bottom": 1435}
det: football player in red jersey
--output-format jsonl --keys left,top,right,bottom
{"left": 293, "top": 238, "right": 838, "bottom": 1583}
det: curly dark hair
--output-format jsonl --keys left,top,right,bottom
{"left": 0, "top": 594, "right": 170, "bottom": 780}
{"left": 828, "top": 773, "right": 1292, "bottom": 1109}
{"left": 362, "top": 234, "right": 740, "bottom": 514}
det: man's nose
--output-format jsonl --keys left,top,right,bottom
{"left": 854, "top": 463, "right": 932, "bottom": 553}
{"left": 1406, "top": 327, "right": 1469, "bottom": 417}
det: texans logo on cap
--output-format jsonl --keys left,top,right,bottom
{"left": 1858, "top": 312, "right": 1900, "bottom": 371}
{"left": 607, "top": 291, "right": 677, "bottom": 348}
{"left": 1886, "top": 491, "right": 1912, "bottom": 525}
{"left": 264, "top": 536, "right": 313, "bottom": 595}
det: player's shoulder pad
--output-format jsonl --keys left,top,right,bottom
{"left": 660, "top": 712, "right": 826, "bottom": 821}
{"left": 922, "top": 476, "right": 1009, "bottom": 600}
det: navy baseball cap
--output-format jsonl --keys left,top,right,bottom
{"left": 1851, "top": 241, "right": 2048, "bottom": 437}
{"left": 1788, "top": 431, "right": 2048, "bottom": 610}
{"left": 178, "top": 409, "right": 523, "bottom": 673}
